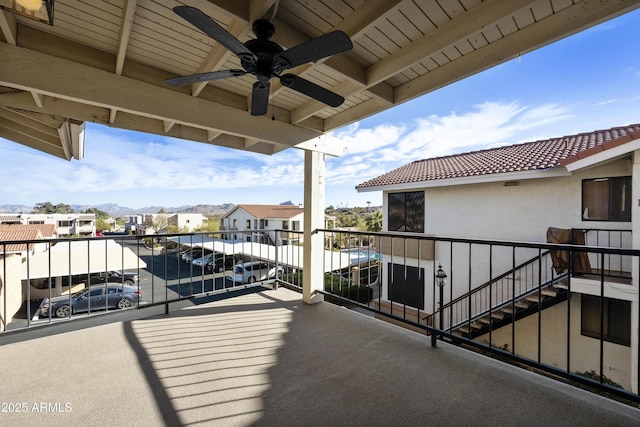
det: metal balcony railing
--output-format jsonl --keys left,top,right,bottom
{"left": 1, "top": 227, "right": 639, "bottom": 404}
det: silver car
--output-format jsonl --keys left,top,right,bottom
{"left": 39, "top": 284, "right": 142, "bottom": 318}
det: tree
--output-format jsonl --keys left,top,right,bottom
{"left": 365, "top": 211, "right": 382, "bottom": 232}
{"left": 33, "top": 202, "right": 75, "bottom": 214}
{"left": 82, "top": 207, "right": 109, "bottom": 219}
{"left": 148, "top": 213, "right": 170, "bottom": 234}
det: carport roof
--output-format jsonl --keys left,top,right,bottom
{"left": 21, "top": 239, "right": 147, "bottom": 280}
{"left": 173, "top": 236, "right": 375, "bottom": 272}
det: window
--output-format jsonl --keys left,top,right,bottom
{"left": 388, "top": 191, "right": 424, "bottom": 232}
{"left": 58, "top": 220, "right": 72, "bottom": 227}
{"left": 582, "top": 177, "right": 631, "bottom": 221}
{"left": 246, "top": 219, "right": 251, "bottom": 229}
{"left": 282, "top": 221, "right": 289, "bottom": 230}
{"left": 581, "top": 295, "right": 631, "bottom": 346}
{"left": 29, "top": 221, "right": 44, "bottom": 225}
{"left": 292, "top": 221, "right": 300, "bottom": 231}
{"left": 388, "top": 263, "right": 424, "bottom": 309}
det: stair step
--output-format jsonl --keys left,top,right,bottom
{"left": 526, "top": 295, "right": 545, "bottom": 303}
{"left": 541, "top": 288, "right": 558, "bottom": 297}
{"left": 515, "top": 300, "right": 530, "bottom": 309}
{"left": 457, "top": 326, "right": 470, "bottom": 334}
{"left": 479, "top": 316, "right": 492, "bottom": 325}
{"left": 491, "top": 312, "right": 505, "bottom": 320}
{"left": 456, "top": 322, "right": 483, "bottom": 335}
{"left": 502, "top": 306, "right": 519, "bottom": 314}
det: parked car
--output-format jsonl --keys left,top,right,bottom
{"left": 38, "top": 284, "right": 142, "bottom": 318}
{"left": 232, "top": 261, "right": 283, "bottom": 284}
{"left": 182, "top": 249, "right": 203, "bottom": 264}
{"left": 206, "top": 253, "right": 236, "bottom": 273}
{"left": 192, "top": 252, "right": 214, "bottom": 268}
{"left": 88, "top": 270, "right": 139, "bottom": 286}
{"left": 40, "top": 271, "right": 139, "bottom": 288}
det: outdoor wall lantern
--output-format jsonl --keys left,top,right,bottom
{"left": 432, "top": 264, "right": 448, "bottom": 347}
{"left": 0, "top": 0, "right": 54, "bottom": 25}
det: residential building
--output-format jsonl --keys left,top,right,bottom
{"left": 0, "top": 224, "right": 58, "bottom": 332}
{"left": 125, "top": 213, "right": 207, "bottom": 234}
{"left": 356, "top": 123, "right": 640, "bottom": 391}
{"left": 221, "top": 204, "right": 304, "bottom": 245}
{"left": 0, "top": 213, "right": 96, "bottom": 236}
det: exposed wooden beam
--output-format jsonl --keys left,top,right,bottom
{"left": 0, "top": 92, "right": 291, "bottom": 155}
{"left": 115, "top": 0, "right": 137, "bottom": 75}
{"left": 0, "top": 42, "right": 320, "bottom": 147}
{"left": 0, "top": 126, "right": 65, "bottom": 158}
{"left": 394, "top": 0, "right": 640, "bottom": 104}
{"left": 279, "top": 0, "right": 404, "bottom": 122}
{"left": 0, "top": 9, "right": 17, "bottom": 45}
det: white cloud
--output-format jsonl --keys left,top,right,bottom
{"left": 325, "top": 101, "right": 573, "bottom": 188}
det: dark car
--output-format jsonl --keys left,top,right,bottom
{"left": 206, "top": 253, "right": 236, "bottom": 273}
{"left": 87, "top": 270, "right": 139, "bottom": 286}
{"left": 41, "top": 271, "right": 139, "bottom": 288}
{"left": 38, "top": 284, "right": 142, "bottom": 318}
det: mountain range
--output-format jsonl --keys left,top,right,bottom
{"left": 0, "top": 203, "right": 236, "bottom": 216}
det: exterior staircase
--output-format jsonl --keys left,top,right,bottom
{"left": 438, "top": 249, "right": 570, "bottom": 339}
{"left": 453, "top": 284, "right": 568, "bottom": 338}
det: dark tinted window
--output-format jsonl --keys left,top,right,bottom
{"left": 581, "top": 295, "right": 631, "bottom": 346}
{"left": 388, "top": 191, "right": 424, "bottom": 233}
{"left": 388, "top": 263, "right": 424, "bottom": 310}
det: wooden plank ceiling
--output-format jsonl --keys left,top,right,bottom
{"left": 0, "top": 0, "right": 639, "bottom": 160}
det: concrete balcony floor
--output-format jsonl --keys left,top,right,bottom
{"left": 1, "top": 287, "right": 639, "bottom": 426}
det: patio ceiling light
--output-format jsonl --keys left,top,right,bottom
{"left": 0, "top": 0, "right": 54, "bottom": 25}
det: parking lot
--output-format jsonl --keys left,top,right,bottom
{"left": 11, "top": 241, "right": 240, "bottom": 329}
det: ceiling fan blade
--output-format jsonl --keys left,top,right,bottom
{"left": 280, "top": 74, "right": 344, "bottom": 107}
{"left": 273, "top": 31, "right": 353, "bottom": 71}
{"left": 173, "top": 6, "right": 256, "bottom": 63}
{"left": 251, "top": 81, "right": 271, "bottom": 116}
{"left": 165, "top": 69, "right": 247, "bottom": 86}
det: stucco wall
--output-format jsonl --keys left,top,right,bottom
{"left": 379, "top": 158, "right": 633, "bottom": 309}
{"left": 476, "top": 295, "right": 633, "bottom": 391}
{"left": 0, "top": 254, "right": 25, "bottom": 332}
{"left": 417, "top": 158, "right": 632, "bottom": 242}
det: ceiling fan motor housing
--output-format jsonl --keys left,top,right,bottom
{"left": 243, "top": 20, "right": 284, "bottom": 81}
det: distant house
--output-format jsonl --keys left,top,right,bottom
{"left": 125, "top": 213, "right": 207, "bottom": 234}
{"left": 357, "top": 123, "right": 640, "bottom": 390}
{"left": 0, "top": 213, "right": 95, "bottom": 237}
{"left": 221, "top": 204, "right": 305, "bottom": 245}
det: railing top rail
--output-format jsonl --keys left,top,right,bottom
{"left": 316, "top": 228, "right": 640, "bottom": 256}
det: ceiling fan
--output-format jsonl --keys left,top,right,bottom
{"left": 166, "top": 6, "right": 354, "bottom": 116}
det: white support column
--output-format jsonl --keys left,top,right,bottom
{"left": 630, "top": 150, "right": 640, "bottom": 393}
{"left": 302, "top": 150, "right": 325, "bottom": 304}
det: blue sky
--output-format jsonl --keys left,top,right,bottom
{"left": 1, "top": 9, "right": 639, "bottom": 211}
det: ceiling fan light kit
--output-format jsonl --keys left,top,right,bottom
{"left": 166, "top": 6, "right": 353, "bottom": 116}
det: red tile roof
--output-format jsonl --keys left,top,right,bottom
{"left": 232, "top": 204, "right": 304, "bottom": 219}
{"left": 0, "top": 229, "right": 42, "bottom": 252}
{"left": 0, "top": 224, "right": 57, "bottom": 237}
{"left": 356, "top": 124, "right": 640, "bottom": 189}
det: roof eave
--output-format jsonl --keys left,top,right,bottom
{"left": 562, "top": 137, "right": 640, "bottom": 172}
{"left": 356, "top": 168, "right": 571, "bottom": 193}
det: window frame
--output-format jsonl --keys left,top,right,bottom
{"left": 581, "top": 176, "right": 631, "bottom": 222}
{"left": 581, "top": 294, "right": 631, "bottom": 347}
{"left": 387, "top": 191, "right": 425, "bottom": 233}
{"left": 387, "top": 263, "right": 425, "bottom": 310}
